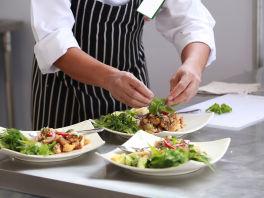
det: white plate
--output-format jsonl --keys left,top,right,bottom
{"left": 96, "top": 130, "right": 230, "bottom": 176}
{"left": 0, "top": 120, "right": 105, "bottom": 162}
{"left": 154, "top": 112, "right": 214, "bottom": 137}
{"left": 90, "top": 112, "right": 214, "bottom": 138}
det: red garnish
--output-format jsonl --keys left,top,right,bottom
{"left": 161, "top": 111, "right": 169, "bottom": 115}
{"left": 56, "top": 132, "right": 70, "bottom": 137}
{"left": 44, "top": 132, "right": 52, "bottom": 137}
{"left": 162, "top": 140, "right": 175, "bottom": 150}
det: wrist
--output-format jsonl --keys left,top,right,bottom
{"left": 101, "top": 65, "right": 119, "bottom": 91}
{"left": 182, "top": 60, "right": 204, "bottom": 78}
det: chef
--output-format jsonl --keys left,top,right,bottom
{"left": 30, "top": 0, "right": 216, "bottom": 130}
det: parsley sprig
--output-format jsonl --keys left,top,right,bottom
{"left": 206, "top": 103, "right": 232, "bottom": 115}
{"left": 148, "top": 98, "right": 179, "bottom": 116}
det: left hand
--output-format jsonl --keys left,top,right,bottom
{"left": 166, "top": 64, "right": 202, "bottom": 106}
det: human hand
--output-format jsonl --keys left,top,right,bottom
{"left": 105, "top": 70, "right": 154, "bottom": 108}
{"left": 166, "top": 64, "right": 202, "bottom": 106}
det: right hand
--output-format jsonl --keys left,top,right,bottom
{"left": 104, "top": 70, "right": 154, "bottom": 108}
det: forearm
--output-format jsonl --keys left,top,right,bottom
{"left": 54, "top": 47, "right": 117, "bottom": 89}
{"left": 181, "top": 42, "right": 210, "bottom": 77}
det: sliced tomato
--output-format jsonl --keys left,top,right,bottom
{"left": 161, "top": 111, "right": 169, "bottom": 115}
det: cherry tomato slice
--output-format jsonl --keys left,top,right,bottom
{"left": 161, "top": 111, "right": 169, "bottom": 115}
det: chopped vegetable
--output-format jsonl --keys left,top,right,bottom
{"left": 44, "top": 132, "right": 52, "bottom": 137}
{"left": 206, "top": 103, "right": 232, "bottom": 115}
{"left": 162, "top": 139, "right": 175, "bottom": 150}
{"left": 56, "top": 132, "right": 70, "bottom": 137}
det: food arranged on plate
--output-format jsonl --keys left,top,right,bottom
{"left": 0, "top": 127, "right": 91, "bottom": 156}
{"left": 111, "top": 135, "right": 214, "bottom": 171}
{"left": 94, "top": 98, "right": 185, "bottom": 135}
{"left": 33, "top": 127, "right": 91, "bottom": 154}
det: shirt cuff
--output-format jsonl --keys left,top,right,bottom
{"left": 174, "top": 24, "right": 216, "bottom": 67}
{"left": 34, "top": 28, "right": 80, "bottom": 74}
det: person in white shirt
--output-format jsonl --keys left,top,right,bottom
{"left": 30, "top": 0, "right": 216, "bottom": 130}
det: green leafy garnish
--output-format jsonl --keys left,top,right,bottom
{"left": 206, "top": 103, "right": 232, "bottom": 115}
{"left": 0, "top": 128, "right": 55, "bottom": 156}
{"left": 148, "top": 98, "right": 179, "bottom": 116}
{"left": 94, "top": 112, "right": 140, "bottom": 134}
{"left": 145, "top": 144, "right": 215, "bottom": 171}
{"left": 18, "top": 141, "right": 56, "bottom": 156}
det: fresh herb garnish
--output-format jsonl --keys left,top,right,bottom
{"left": 146, "top": 143, "right": 215, "bottom": 171}
{"left": 206, "top": 103, "right": 232, "bottom": 115}
{"left": 148, "top": 98, "right": 179, "bottom": 116}
{"left": 0, "top": 128, "right": 55, "bottom": 156}
{"left": 94, "top": 112, "right": 140, "bottom": 134}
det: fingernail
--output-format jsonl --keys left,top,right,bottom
{"left": 168, "top": 96, "right": 173, "bottom": 101}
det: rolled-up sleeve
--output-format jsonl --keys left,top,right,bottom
{"left": 31, "top": 0, "right": 80, "bottom": 74}
{"left": 155, "top": 0, "right": 216, "bottom": 66}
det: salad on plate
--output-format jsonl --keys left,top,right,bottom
{"left": 111, "top": 135, "right": 214, "bottom": 171}
{"left": 93, "top": 98, "right": 185, "bottom": 135}
{"left": 0, "top": 127, "right": 91, "bottom": 156}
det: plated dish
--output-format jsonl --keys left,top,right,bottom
{"left": 96, "top": 130, "right": 231, "bottom": 176}
{"left": 0, "top": 120, "right": 105, "bottom": 162}
{"left": 90, "top": 112, "right": 214, "bottom": 138}
{"left": 92, "top": 98, "right": 214, "bottom": 138}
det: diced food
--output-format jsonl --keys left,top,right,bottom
{"left": 32, "top": 127, "right": 91, "bottom": 154}
{"left": 53, "top": 143, "right": 62, "bottom": 154}
{"left": 139, "top": 113, "right": 184, "bottom": 134}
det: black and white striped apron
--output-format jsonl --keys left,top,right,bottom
{"left": 31, "top": 0, "right": 150, "bottom": 130}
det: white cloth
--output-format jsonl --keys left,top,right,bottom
{"left": 31, "top": 0, "right": 216, "bottom": 74}
{"left": 198, "top": 81, "right": 261, "bottom": 95}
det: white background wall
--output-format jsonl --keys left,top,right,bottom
{"left": 0, "top": 0, "right": 253, "bottom": 130}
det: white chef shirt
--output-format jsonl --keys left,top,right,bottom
{"left": 31, "top": 0, "right": 216, "bottom": 74}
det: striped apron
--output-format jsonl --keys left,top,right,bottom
{"left": 31, "top": 0, "right": 150, "bottom": 130}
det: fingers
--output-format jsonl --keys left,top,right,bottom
{"left": 167, "top": 81, "right": 198, "bottom": 106}
{"left": 119, "top": 91, "right": 150, "bottom": 108}
{"left": 167, "top": 74, "right": 190, "bottom": 106}
{"left": 112, "top": 72, "right": 154, "bottom": 107}
{"left": 129, "top": 75, "right": 154, "bottom": 100}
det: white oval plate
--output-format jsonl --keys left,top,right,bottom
{"left": 96, "top": 130, "right": 230, "bottom": 176}
{"left": 90, "top": 112, "right": 214, "bottom": 138}
{"left": 0, "top": 120, "right": 105, "bottom": 162}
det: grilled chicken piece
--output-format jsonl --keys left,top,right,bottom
{"left": 57, "top": 137, "right": 69, "bottom": 146}
{"left": 54, "top": 135, "right": 62, "bottom": 142}
{"left": 67, "top": 134, "right": 78, "bottom": 143}
{"left": 71, "top": 140, "right": 80, "bottom": 149}
{"left": 160, "top": 117, "right": 170, "bottom": 131}
{"left": 53, "top": 143, "right": 62, "bottom": 154}
{"left": 168, "top": 122, "right": 181, "bottom": 131}
{"left": 149, "top": 116, "right": 160, "bottom": 126}
{"left": 142, "top": 123, "right": 153, "bottom": 131}
{"left": 75, "top": 135, "right": 85, "bottom": 150}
